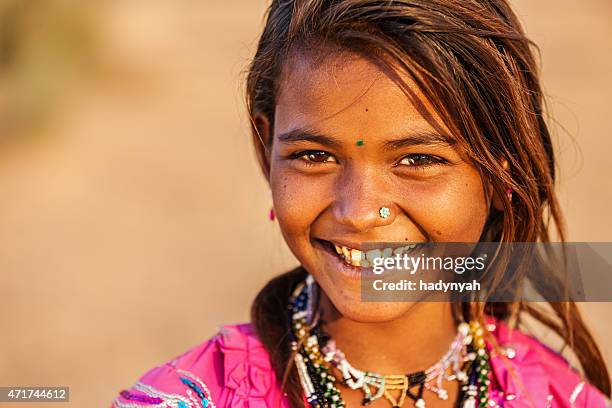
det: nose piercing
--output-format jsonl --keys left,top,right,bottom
{"left": 379, "top": 206, "right": 391, "bottom": 219}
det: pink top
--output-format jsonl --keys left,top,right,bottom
{"left": 110, "top": 320, "right": 610, "bottom": 408}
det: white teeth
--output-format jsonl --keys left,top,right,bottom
{"left": 331, "top": 243, "right": 420, "bottom": 268}
{"left": 366, "top": 249, "right": 382, "bottom": 262}
{"left": 350, "top": 249, "right": 362, "bottom": 266}
{"left": 341, "top": 246, "right": 350, "bottom": 259}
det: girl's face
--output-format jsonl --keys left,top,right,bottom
{"left": 262, "top": 52, "right": 491, "bottom": 322}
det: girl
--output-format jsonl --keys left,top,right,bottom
{"left": 111, "top": 0, "right": 611, "bottom": 407}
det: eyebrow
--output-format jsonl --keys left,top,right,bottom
{"left": 382, "top": 132, "right": 456, "bottom": 150}
{"left": 277, "top": 129, "right": 342, "bottom": 148}
{"left": 277, "top": 128, "right": 455, "bottom": 149}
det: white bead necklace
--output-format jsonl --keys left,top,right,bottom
{"left": 321, "top": 322, "right": 473, "bottom": 407}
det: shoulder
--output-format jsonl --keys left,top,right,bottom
{"left": 110, "top": 323, "right": 290, "bottom": 408}
{"left": 487, "top": 319, "right": 610, "bottom": 408}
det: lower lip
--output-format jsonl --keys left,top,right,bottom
{"left": 314, "top": 240, "right": 380, "bottom": 281}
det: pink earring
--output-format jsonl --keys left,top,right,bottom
{"left": 506, "top": 187, "right": 513, "bottom": 200}
{"left": 269, "top": 208, "right": 275, "bottom": 221}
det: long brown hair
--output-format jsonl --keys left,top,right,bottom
{"left": 246, "top": 1, "right": 611, "bottom": 406}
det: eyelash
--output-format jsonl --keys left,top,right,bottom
{"left": 396, "top": 154, "right": 447, "bottom": 168}
{"left": 287, "top": 150, "right": 336, "bottom": 166}
{"left": 288, "top": 150, "right": 447, "bottom": 169}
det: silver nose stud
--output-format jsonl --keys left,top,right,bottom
{"left": 379, "top": 206, "right": 391, "bottom": 219}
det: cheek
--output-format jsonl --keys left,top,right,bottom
{"left": 397, "top": 171, "right": 488, "bottom": 241}
{"left": 269, "top": 162, "right": 332, "bottom": 238}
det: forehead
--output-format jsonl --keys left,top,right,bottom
{"left": 274, "top": 50, "right": 449, "bottom": 139}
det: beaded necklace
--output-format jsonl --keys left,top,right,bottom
{"left": 288, "top": 275, "right": 493, "bottom": 408}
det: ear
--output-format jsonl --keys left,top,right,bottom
{"left": 251, "top": 114, "right": 272, "bottom": 182}
{"left": 491, "top": 159, "right": 510, "bottom": 211}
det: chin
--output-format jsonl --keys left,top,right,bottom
{"left": 324, "top": 284, "right": 416, "bottom": 323}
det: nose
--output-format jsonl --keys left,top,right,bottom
{"left": 331, "top": 166, "right": 396, "bottom": 232}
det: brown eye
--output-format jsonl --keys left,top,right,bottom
{"left": 398, "top": 154, "right": 442, "bottom": 167}
{"left": 299, "top": 150, "right": 336, "bottom": 163}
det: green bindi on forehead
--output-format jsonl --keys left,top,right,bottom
{"left": 356, "top": 139, "right": 364, "bottom": 146}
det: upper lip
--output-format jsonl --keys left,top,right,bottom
{"left": 316, "top": 238, "right": 365, "bottom": 250}
{"left": 316, "top": 238, "right": 424, "bottom": 250}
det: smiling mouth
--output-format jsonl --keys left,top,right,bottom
{"left": 316, "top": 239, "right": 419, "bottom": 268}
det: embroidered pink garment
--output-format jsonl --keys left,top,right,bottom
{"left": 111, "top": 320, "right": 609, "bottom": 407}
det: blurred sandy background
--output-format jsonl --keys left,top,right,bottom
{"left": 0, "top": 0, "right": 610, "bottom": 406}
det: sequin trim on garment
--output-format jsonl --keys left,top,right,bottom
{"left": 112, "top": 370, "right": 216, "bottom": 408}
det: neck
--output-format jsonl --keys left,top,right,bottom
{"left": 318, "top": 291, "right": 458, "bottom": 375}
